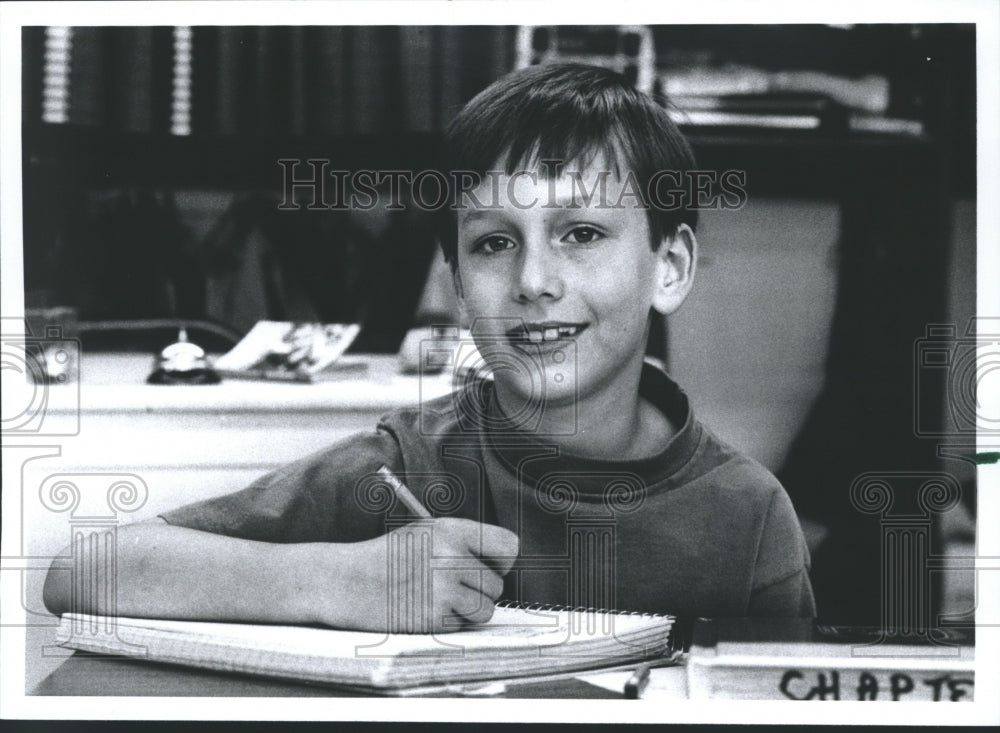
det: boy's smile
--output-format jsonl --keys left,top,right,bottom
{"left": 504, "top": 321, "right": 588, "bottom": 343}
{"left": 455, "top": 158, "right": 688, "bottom": 423}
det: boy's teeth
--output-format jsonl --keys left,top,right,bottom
{"left": 521, "top": 325, "right": 580, "bottom": 342}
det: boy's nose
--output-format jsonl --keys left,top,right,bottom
{"left": 513, "top": 244, "right": 564, "bottom": 303}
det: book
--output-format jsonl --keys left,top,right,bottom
{"left": 669, "top": 92, "right": 833, "bottom": 115}
{"left": 686, "top": 618, "right": 974, "bottom": 701}
{"left": 287, "top": 26, "right": 307, "bottom": 137}
{"left": 214, "top": 27, "right": 243, "bottom": 136}
{"left": 55, "top": 603, "right": 675, "bottom": 693}
{"left": 667, "top": 108, "right": 822, "bottom": 131}
{"left": 112, "top": 27, "right": 155, "bottom": 133}
{"left": 660, "top": 65, "right": 889, "bottom": 114}
{"left": 436, "top": 27, "right": 465, "bottom": 130}
{"left": 67, "top": 27, "right": 106, "bottom": 127}
{"left": 666, "top": 92, "right": 920, "bottom": 136}
{"left": 212, "top": 320, "right": 361, "bottom": 382}
{"left": 308, "top": 27, "right": 348, "bottom": 135}
{"left": 349, "top": 27, "right": 392, "bottom": 136}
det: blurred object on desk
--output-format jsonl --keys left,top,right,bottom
{"left": 23, "top": 306, "right": 80, "bottom": 385}
{"left": 146, "top": 327, "right": 220, "bottom": 385}
{"left": 213, "top": 320, "right": 361, "bottom": 382}
{"left": 3, "top": 310, "right": 81, "bottom": 436}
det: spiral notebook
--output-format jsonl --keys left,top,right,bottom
{"left": 56, "top": 603, "right": 674, "bottom": 693}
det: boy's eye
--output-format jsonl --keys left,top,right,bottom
{"left": 563, "top": 226, "right": 602, "bottom": 245}
{"left": 475, "top": 235, "right": 516, "bottom": 254}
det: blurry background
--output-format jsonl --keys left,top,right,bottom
{"left": 19, "top": 24, "right": 977, "bottom": 627}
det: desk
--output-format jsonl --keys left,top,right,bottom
{"left": 13, "top": 350, "right": 452, "bottom": 554}
{"left": 10, "top": 353, "right": 456, "bottom": 693}
{"left": 30, "top": 650, "right": 687, "bottom": 699}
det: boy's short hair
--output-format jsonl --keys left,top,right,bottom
{"left": 439, "top": 62, "right": 698, "bottom": 267}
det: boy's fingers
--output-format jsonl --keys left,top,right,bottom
{"left": 477, "top": 524, "right": 519, "bottom": 575}
{"left": 446, "top": 520, "right": 519, "bottom": 574}
{"left": 456, "top": 566, "right": 503, "bottom": 601}
{"left": 425, "top": 518, "right": 519, "bottom": 574}
{"left": 483, "top": 569, "right": 504, "bottom": 600}
{"left": 433, "top": 561, "right": 503, "bottom": 601}
{"left": 451, "top": 585, "right": 497, "bottom": 626}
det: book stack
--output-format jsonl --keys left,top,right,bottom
{"left": 660, "top": 65, "right": 921, "bottom": 136}
{"left": 686, "top": 618, "right": 974, "bottom": 701}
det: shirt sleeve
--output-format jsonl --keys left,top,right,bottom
{"left": 748, "top": 487, "right": 817, "bottom": 617}
{"left": 159, "top": 427, "right": 405, "bottom": 544}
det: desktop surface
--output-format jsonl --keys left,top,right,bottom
{"left": 31, "top": 650, "right": 685, "bottom": 699}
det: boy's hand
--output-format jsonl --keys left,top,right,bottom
{"left": 313, "top": 518, "right": 519, "bottom": 634}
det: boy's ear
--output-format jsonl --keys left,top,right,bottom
{"left": 650, "top": 223, "right": 697, "bottom": 316}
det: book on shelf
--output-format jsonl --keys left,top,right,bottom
{"left": 668, "top": 108, "right": 823, "bottom": 131}
{"left": 665, "top": 92, "right": 923, "bottom": 136}
{"left": 399, "top": 27, "right": 435, "bottom": 133}
{"left": 686, "top": 618, "right": 974, "bottom": 701}
{"left": 111, "top": 27, "right": 155, "bottom": 133}
{"left": 666, "top": 92, "right": 846, "bottom": 132}
{"left": 349, "top": 26, "right": 393, "bottom": 136}
{"left": 214, "top": 26, "right": 243, "bottom": 137}
{"left": 436, "top": 27, "right": 465, "bottom": 131}
{"left": 658, "top": 65, "right": 926, "bottom": 135}
{"left": 55, "top": 603, "right": 676, "bottom": 694}
{"left": 660, "top": 65, "right": 890, "bottom": 114}
{"left": 308, "top": 27, "right": 348, "bottom": 135}
{"left": 67, "top": 27, "right": 107, "bottom": 128}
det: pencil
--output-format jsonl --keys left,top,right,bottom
{"left": 624, "top": 662, "right": 651, "bottom": 699}
{"left": 377, "top": 465, "right": 432, "bottom": 518}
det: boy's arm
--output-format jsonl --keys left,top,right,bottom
{"left": 42, "top": 519, "right": 335, "bottom": 625}
{"left": 748, "top": 488, "right": 817, "bottom": 618}
{"left": 42, "top": 517, "right": 519, "bottom": 632}
{"left": 747, "top": 567, "right": 817, "bottom": 618}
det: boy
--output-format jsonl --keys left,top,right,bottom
{"left": 44, "top": 63, "right": 815, "bottom": 633}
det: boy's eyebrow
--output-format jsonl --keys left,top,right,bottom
{"left": 547, "top": 193, "right": 601, "bottom": 208}
{"left": 456, "top": 184, "right": 625, "bottom": 228}
{"left": 458, "top": 209, "right": 501, "bottom": 225}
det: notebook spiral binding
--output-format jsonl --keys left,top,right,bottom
{"left": 495, "top": 599, "right": 673, "bottom": 620}
{"left": 494, "top": 600, "right": 684, "bottom": 654}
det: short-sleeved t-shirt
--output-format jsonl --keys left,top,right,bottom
{"left": 162, "top": 364, "right": 815, "bottom": 618}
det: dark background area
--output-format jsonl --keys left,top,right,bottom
{"left": 20, "top": 25, "right": 975, "bottom": 350}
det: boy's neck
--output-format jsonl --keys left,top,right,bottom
{"left": 492, "top": 366, "right": 676, "bottom": 461}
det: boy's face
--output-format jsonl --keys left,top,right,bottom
{"left": 454, "top": 158, "right": 687, "bottom": 413}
